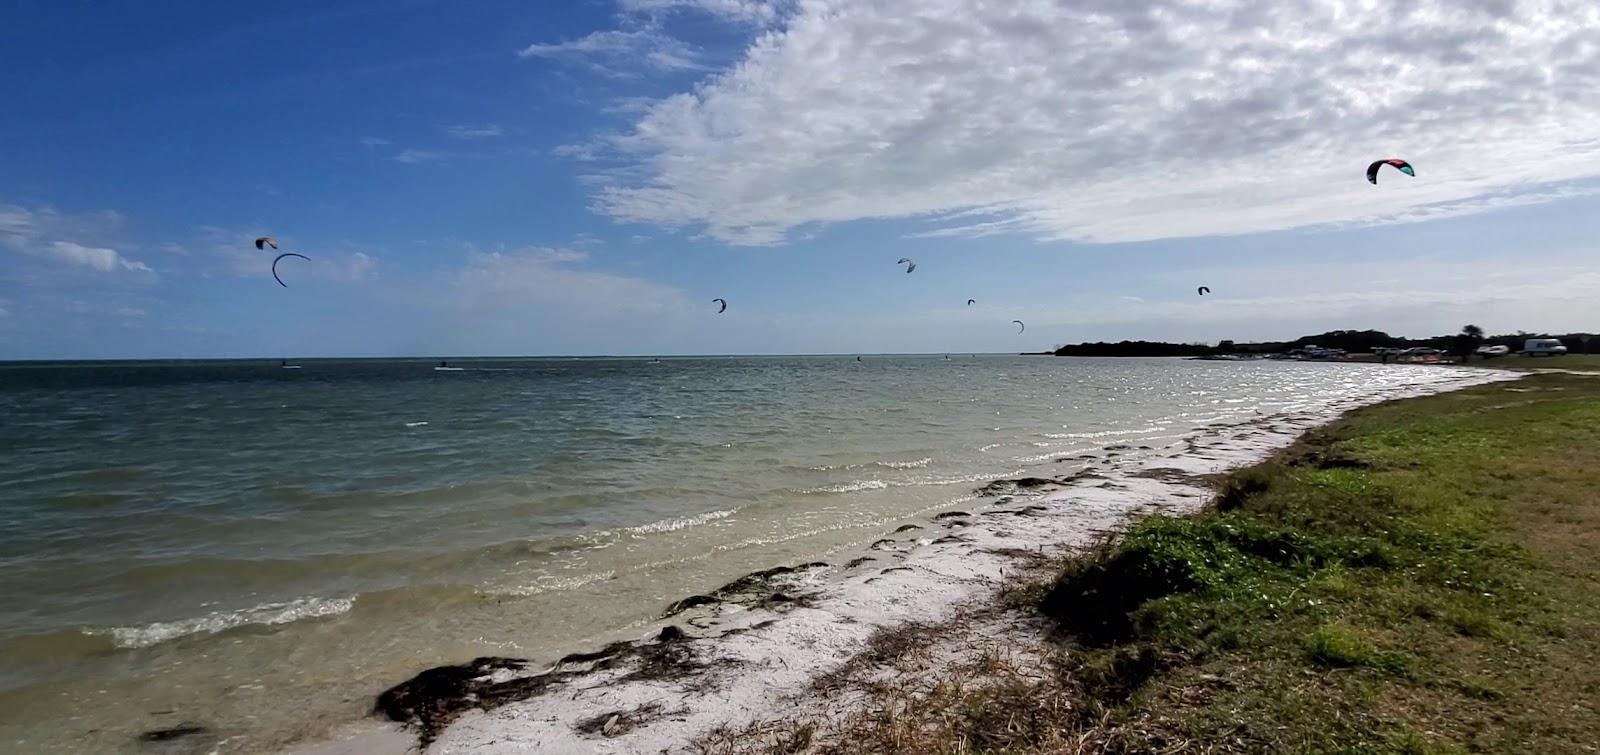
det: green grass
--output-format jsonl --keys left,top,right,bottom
{"left": 792, "top": 372, "right": 1600, "bottom": 755}
{"left": 1040, "top": 372, "right": 1600, "bottom": 753}
{"left": 1468, "top": 352, "right": 1600, "bottom": 371}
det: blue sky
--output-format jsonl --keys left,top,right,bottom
{"left": 3, "top": 0, "right": 1598, "bottom": 359}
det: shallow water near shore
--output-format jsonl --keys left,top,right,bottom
{"left": 0, "top": 356, "right": 1487, "bottom": 752}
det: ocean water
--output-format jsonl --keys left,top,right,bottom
{"left": 0, "top": 356, "right": 1473, "bottom": 752}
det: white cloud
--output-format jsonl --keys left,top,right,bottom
{"left": 0, "top": 205, "right": 34, "bottom": 248}
{"left": 360, "top": 136, "right": 392, "bottom": 147}
{"left": 618, "top": 0, "right": 785, "bottom": 24}
{"left": 392, "top": 148, "right": 448, "bottom": 164}
{"left": 602, "top": 96, "right": 664, "bottom": 115}
{"left": 552, "top": 142, "right": 605, "bottom": 161}
{"left": 591, "top": 0, "right": 1600, "bottom": 245}
{"left": 325, "top": 251, "right": 377, "bottom": 281}
{"left": 117, "top": 307, "right": 147, "bottom": 318}
{"left": 446, "top": 124, "right": 504, "bottom": 139}
{"left": 1, "top": 202, "right": 126, "bottom": 252}
{"left": 436, "top": 246, "right": 694, "bottom": 349}
{"left": 44, "top": 241, "right": 153, "bottom": 274}
{"left": 519, "top": 28, "right": 706, "bottom": 72}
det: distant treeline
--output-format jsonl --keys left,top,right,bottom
{"left": 1050, "top": 329, "right": 1599, "bottom": 357}
{"left": 1051, "top": 340, "right": 1214, "bottom": 357}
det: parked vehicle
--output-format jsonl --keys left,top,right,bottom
{"left": 1522, "top": 338, "right": 1568, "bottom": 356}
{"left": 1475, "top": 345, "right": 1511, "bottom": 358}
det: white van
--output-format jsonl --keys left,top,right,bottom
{"left": 1523, "top": 338, "right": 1568, "bottom": 356}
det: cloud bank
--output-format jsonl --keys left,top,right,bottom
{"left": 1, "top": 202, "right": 154, "bottom": 276}
{"left": 587, "top": 0, "right": 1600, "bottom": 245}
{"left": 45, "top": 241, "right": 153, "bottom": 274}
{"left": 520, "top": 28, "right": 706, "bottom": 73}
{"left": 618, "top": 0, "right": 786, "bottom": 25}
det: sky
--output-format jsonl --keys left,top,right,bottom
{"left": 2, "top": 0, "right": 1598, "bottom": 359}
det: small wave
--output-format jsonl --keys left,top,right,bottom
{"left": 877, "top": 458, "right": 932, "bottom": 469}
{"left": 796, "top": 480, "right": 891, "bottom": 494}
{"left": 92, "top": 596, "right": 354, "bottom": 649}
{"left": 494, "top": 570, "right": 617, "bottom": 597}
{"left": 404, "top": 421, "right": 430, "bottom": 428}
{"left": 807, "top": 457, "right": 933, "bottom": 471}
{"left": 622, "top": 509, "right": 736, "bottom": 536}
{"left": 1017, "top": 450, "right": 1085, "bottom": 463}
{"left": 1045, "top": 426, "right": 1162, "bottom": 439}
{"left": 797, "top": 471, "right": 997, "bottom": 495}
{"left": 917, "top": 471, "right": 1014, "bottom": 486}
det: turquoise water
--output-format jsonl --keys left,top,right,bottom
{"left": 0, "top": 356, "right": 1465, "bottom": 752}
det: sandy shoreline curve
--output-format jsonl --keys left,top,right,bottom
{"left": 293, "top": 367, "right": 1518, "bottom": 755}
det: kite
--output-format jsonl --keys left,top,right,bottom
{"left": 271, "top": 253, "right": 309, "bottom": 287}
{"left": 1366, "top": 158, "right": 1415, "bottom": 184}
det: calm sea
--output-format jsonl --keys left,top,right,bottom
{"left": 0, "top": 356, "right": 1472, "bottom": 752}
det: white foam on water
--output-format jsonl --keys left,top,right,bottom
{"left": 404, "top": 421, "right": 430, "bottom": 428}
{"left": 493, "top": 570, "right": 619, "bottom": 598}
{"left": 92, "top": 596, "right": 355, "bottom": 649}
{"left": 1045, "top": 425, "right": 1163, "bottom": 438}
{"left": 795, "top": 480, "right": 891, "bottom": 494}
{"left": 622, "top": 509, "right": 736, "bottom": 536}
{"left": 796, "top": 470, "right": 1002, "bottom": 495}
{"left": 913, "top": 471, "right": 1020, "bottom": 487}
{"left": 875, "top": 457, "right": 932, "bottom": 469}
{"left": 808, "top": 457, "right": 933, "bottom": 471}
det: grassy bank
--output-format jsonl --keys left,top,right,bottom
{"left": 818, "top": 373, "right": 1600, "bottom": 754}
{"left": 1469, "top": 353, "right": 1600, "bottom": 371}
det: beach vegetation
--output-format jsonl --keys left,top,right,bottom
{"left": 763, "top": 373, "right": 1600, "bottom": 754}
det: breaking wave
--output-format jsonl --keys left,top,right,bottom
{"left": 90, "top": 596, "right": 354, "bottom": 649}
